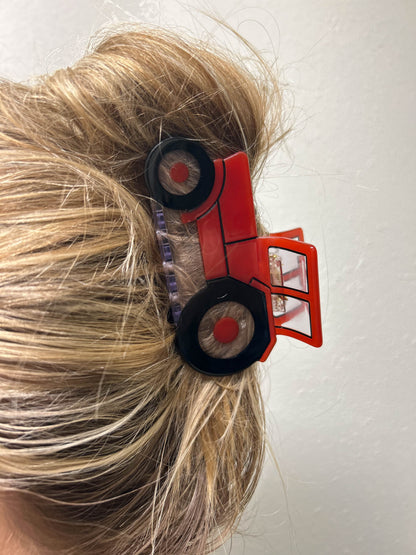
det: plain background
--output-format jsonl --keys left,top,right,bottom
{"left": 0, "top": 1, "right": 414, "bottom": 554}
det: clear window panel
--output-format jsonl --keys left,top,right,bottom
{"left": 269, "top": 247, "right": 308, "bottom": 293}
{"left": 272, "top": 295, "right": 312, "bottom": 337}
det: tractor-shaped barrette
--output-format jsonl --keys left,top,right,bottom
{"left": 145, "top": 138, "right": 322, "bottom": 376}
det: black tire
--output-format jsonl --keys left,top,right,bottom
{"left": 144, "top": 137, "right": 215, "bottom": 211}
{"left": 176, "top": 277, "right": 271, "bottom": 376}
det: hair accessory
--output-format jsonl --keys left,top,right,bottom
{"left": 145, "top": 138, "right": 323, "bottom": 376}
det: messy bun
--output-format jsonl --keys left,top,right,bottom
{"left": 0, "top": 27, "right": 283, "bottom": 554}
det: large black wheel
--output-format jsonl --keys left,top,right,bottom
{"left": 144, "top": 137, "right": 215, "bottom": 211}
{"left": 176, "top": 277, "right": 271, "bottom": 376}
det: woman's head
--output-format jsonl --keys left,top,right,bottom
{"left": 0, "top": 27, "right": 283, "bottom": 554}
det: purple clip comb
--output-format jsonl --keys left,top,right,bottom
{"left": 152, "top": 205, "right": 182, "bottom": 324}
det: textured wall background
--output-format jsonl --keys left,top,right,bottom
{"left": 0, "top": 1, "right": 414, "bottom": 554}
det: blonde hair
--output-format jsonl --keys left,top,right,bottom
{"left": 0, "top": 26, "right": 284, "bottom": 554}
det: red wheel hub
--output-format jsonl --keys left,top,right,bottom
{"left": 169, "top": 162, "right": 189, "bottom": 183}
{"left": 213, "top": 317, "right": 239, "bottom": 344}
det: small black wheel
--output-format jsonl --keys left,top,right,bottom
{"left": 175, "top": 277, "right": 271, "bottom": 376}
{"left": 144, "top": 137, "right": 215, "bottom": 211}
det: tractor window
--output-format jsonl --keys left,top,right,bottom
{"left": 272, "top": 295, "right": 312, "bottom": 338}
{"left": 269, "top": 247, "right": 308, "bottom": 293}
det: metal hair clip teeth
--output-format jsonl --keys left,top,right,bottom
{"left": 145, "top": 137, "right": 323, "bottom": 376}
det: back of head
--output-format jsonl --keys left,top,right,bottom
{"left": 0, "top": 27, "right": 282, "bottom": 554}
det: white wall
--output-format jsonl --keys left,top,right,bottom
{"left": 0, "top": 1, "right": 414, "bottom": 554}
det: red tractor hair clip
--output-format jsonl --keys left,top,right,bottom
{"left": 145, "top": 137, "right": 323, "bottom": 376}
